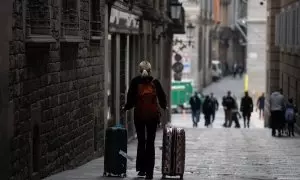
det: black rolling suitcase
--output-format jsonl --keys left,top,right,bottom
{"left": 103, "top": 125, "right": 127, "bottom": 177}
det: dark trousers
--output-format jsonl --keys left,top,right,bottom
{"left": 134, "top": 120, "right": 157, "bottom": 175}
{"left": 243, "top": 112, "right": 251, "bottom": 128}
{"left": 271, "top": 110, "right": 284, "bottom": 136}
{"left": 288, "top": 123, "right": 295, "bottom": 136}
{"left": 211, "top": 112, "right": 216, "bottom": 122}
{"left": 204, "top": 114, "right": 211, "bottom": 127}
{"left": 191, "top": 110, "right": 200, "bottom": 127}
{"left": 259, "top": 108, "right": 264, "bottom": 119}
{"left": 230, "top": 113, "right": 240, "bottom": 128}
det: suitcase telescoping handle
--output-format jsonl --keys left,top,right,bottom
{"left": 161, "top": 107, "right": 171, "bottom": 128}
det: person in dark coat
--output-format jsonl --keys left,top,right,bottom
{"left": 222, "top": 91, "right": 236, "bottom": 127}
{"left": 240, "top": 91, "right": 254, "bottom": 128}
{"left": 202, "top": 95, "right": 214, "bottom": 127}
{"left": 257, "top": 93, "right": 265, "bottom": 119}
{"left": 189, "top": 92, "right": 202, "bottom": 127}
{"left": 210, "top": 93, "right": 219, "bottom": 123}
{"left": 123, "top": 61, "right": 167, "bottom": 179}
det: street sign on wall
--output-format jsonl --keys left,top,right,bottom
{"left": 182, "top": 57, "right": 191, "bottom": 73}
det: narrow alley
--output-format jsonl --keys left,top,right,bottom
{"left": 45, "top": 78, "right": 300, "bottom": 180}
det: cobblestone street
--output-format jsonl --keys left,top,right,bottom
{"left": 45, "top": 78, "right": 300, "bottom": 180}
{"left": 44, "top": 128, "right": 300, "bottom": 180}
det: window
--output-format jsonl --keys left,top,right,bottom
{"left": 296, "top": 5, "right": 300, "bottom": 46}
{"left": 60, "top": 43, "right": 78, "bottom": 70}
{"left": 26, "top": 0, "right": 51, "bottom": 35}
{"left": 32, "top": 125, "right": 40, "bottom": 173}
{"left": 62, "top": 0, "right": 79, "bottom": 36}
{"left": 91, "top": 0, "right": 101, "bottom": 39}
{"left": 275, "top": 14, "right": 279, "bottom": 46}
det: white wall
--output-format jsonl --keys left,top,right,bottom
{"left": 247, "top": 0, "right": 267, "bottom": 98}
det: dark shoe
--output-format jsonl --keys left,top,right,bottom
{"left": 138, "top": 171, "right": 146, "bottom": 177}
{"left": 145, "top": 174, "right": 153, "bottom": 179}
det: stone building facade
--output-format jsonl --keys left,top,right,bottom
{"left": 265, "top": 0, "right": 300, "bottom": 131}
{"left": 1, "top": 0, "right": 106, "bottom": 179}
{"left": 0, "top": 0, "right": 182, "bottom": 179}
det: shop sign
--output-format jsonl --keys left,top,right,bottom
{"left": 110, "top": 8, "right": 140, "bottom": 30}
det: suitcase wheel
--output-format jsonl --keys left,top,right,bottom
{"left": 162, "top": 174, "right": 166, "bottom": 179}
{"left": 103, "top": 172, "right": 106, "bottom": 177}
{"left": 122, "top": 173, "right": 127, "bottom": 178}
{"left": 180, "top": 175, "right": 183, "bottom": 179}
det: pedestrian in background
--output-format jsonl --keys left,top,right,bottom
{"left": 123, "top": 61, "right": 167, "bottom": 179}
{"left": 189, "top": 92, "right": 201, "bottom": 128}
{"left": 222, "top": 91, "right": 236, "bottom": 127}
{"left": 202, "top": 95, "right": 214, "bottom": 127}
{"left": 240, "top": 91, "right": 254, "bottom": 128}
{"left": 257, "top": 93, "right": 265, "bottom": 119}
{"left": 210, "top": 93, "right": 219, "bottom": 123}
{"left": 284, "top": 98, "right": 297, "bottom": 137}
{"left": 269, "top": 89, "right": 285, "bottom": 137}
{"left": 230, "top": 96, "right": 241, "bottom": 128}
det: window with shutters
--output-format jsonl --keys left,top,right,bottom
{"left": 292, "top": 8, "right": 296, "bottom": 49}
{"left": 275, "top": 14, "right": 279, "bottom": 47}
{"left": 296, "top": 5, "right": 300, "bottom": 47}
{"left": 91, "top": 0, "right": 101, "bottom": 40}
{"left": 283, "top": 10, "right": 287, "bottom": 48}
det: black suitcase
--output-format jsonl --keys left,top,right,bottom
{"left": 103, "top": 126, "right": 127, "bottom": 177}
{"left": 162, "top": 127, "right": 185, "bottom": 179}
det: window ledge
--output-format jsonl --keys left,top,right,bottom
{"left": 91, "top": 36, "right": 103, "bottom": 41}
{"left": 60, "top": 36, "right": 84, "bottom": 43}
{"left": 25, "top": 35, "right": 56, "bottom": 43}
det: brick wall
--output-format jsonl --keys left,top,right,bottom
{"left": 9, "top": 0, "right": 105, "bottom": 179}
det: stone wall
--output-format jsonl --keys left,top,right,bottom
{"left": 9, "top": 0, "right": 105, "bottom": 179}
{"left": 266, "top": 0, "right": 300, "bottom": 129}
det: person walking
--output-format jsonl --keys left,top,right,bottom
{"left": 269, "top": 89, "right": 285, "bottom": 137}
{"left": 240, "top": 91, "right": 254, "bottom": 128}
{"left": 222, "top": 91, "right": 236, "bottom": 127}
{"left": 202, "top": 95, "right": 214, "bottom": 127}
{"left": 210, "top": 93, "right": 219, "bottom": 123}
{"left": 122, "top": 61, "right": 167, "bottom": 179}
{"left": 284, "top": 98, "right": 297, "bottom": 137}
{"left": 230, "top": 96, "right": 241, "bottom": 128}
{"left": 189, "top": 92, "right": 201, "bottom": 127}
{"left": 257, "top": 93, "right": 265, "bottom": 119}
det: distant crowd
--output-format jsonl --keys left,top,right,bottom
{"left": 189, "top": 89, "right": 297, "bottom": 137}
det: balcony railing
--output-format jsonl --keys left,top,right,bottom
{"left": 61, "top": 9, "right": 79, "bottom": 36}
{"left": 26, "top": 1, "right": 51, "bottom": 36}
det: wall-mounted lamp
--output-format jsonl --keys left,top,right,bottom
{"left": 152, "top": 22, "right": 168, "bottom": 44}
